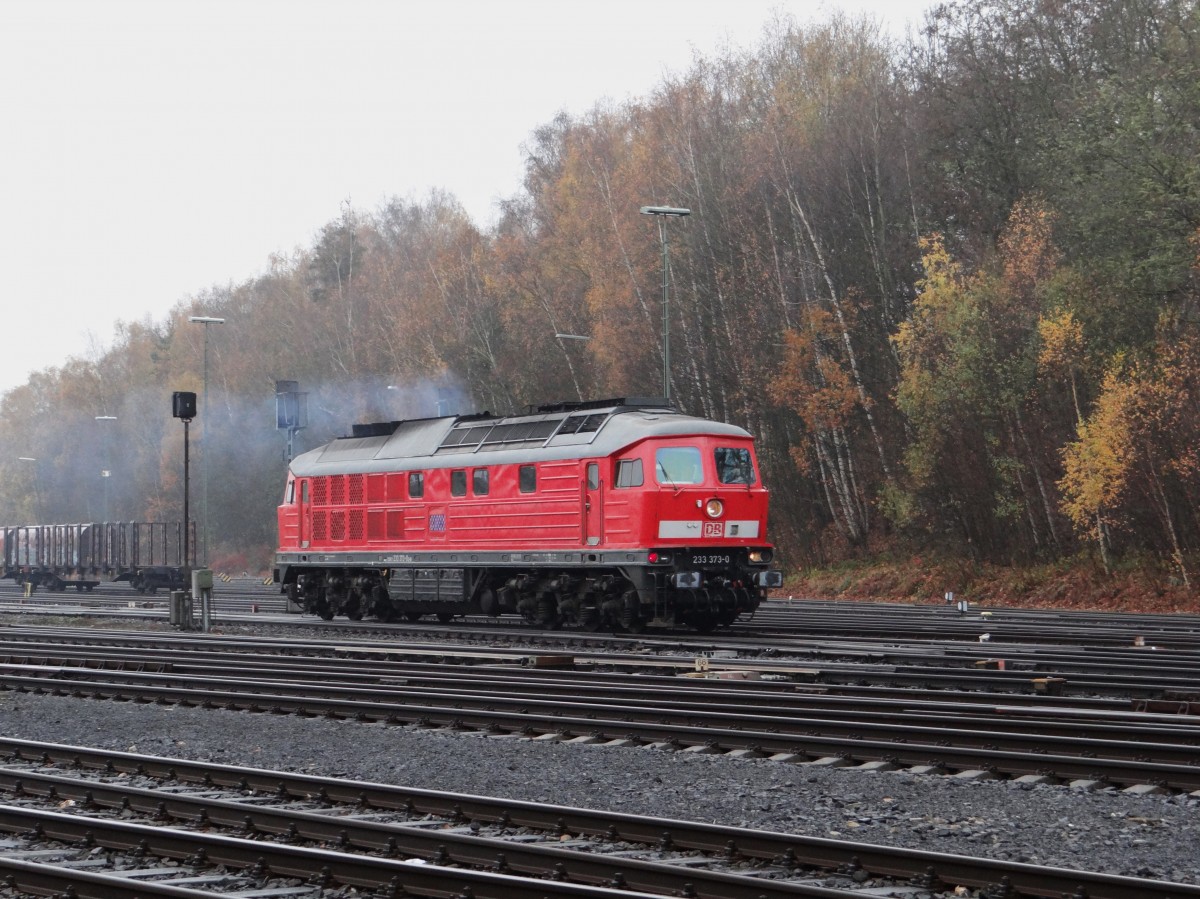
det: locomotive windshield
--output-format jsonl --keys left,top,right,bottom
{"left": 655, "top": 446, "right": 704, "bottom": 485}
{"left": 715, "top": 447, "right": 756, "bottom": 485}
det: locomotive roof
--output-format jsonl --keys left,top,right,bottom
{"left": 289, "top": 398, "right": 754, "bottom": 477}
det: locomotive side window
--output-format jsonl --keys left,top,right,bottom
{"left": 285, "top": 479, "right": 295, "bottom": 504}
{"left": 519, "top": 464, "right": 536, "bottom": 493}
{"left": 301, "top": 480, "right": 309, "bottom": 503}
{"left": 451, "top": 470, "right": 467, "bottom": 496}
{"left": 655, "top": 446, "right": 703, "bottom": 485}
{"left": 473, "top": 468, "right": 489, "bottom": 495}
{"left": 587, "top": 462, "right": 600, "bottom": 490}
{"left": 714, "top": 447, "right": 757, "bottom": 485}
{"left": 615, "top": 458, "right": 643, "bottom": 488}
{"left": 408, "top": 472, "right": 424, "bottom": 498}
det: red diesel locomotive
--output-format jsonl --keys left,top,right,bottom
{"left": 274, "top": 397, "right": 782, "bottom": 631}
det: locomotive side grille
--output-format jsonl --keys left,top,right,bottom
{"left": 349, "top": 474, "right": 365, "bottom": 505}
{"left": 312, "top": 511, "right": 328, "bottom": 541}
{"left": 349, "top": 508, "right": 365, "bottom": 541}
{"left": 331, "top": 510, "right": 346, "bottom": 541}
{"left": 331, "top": 476, "right": 346, "bottom": 505}
{"left": 312, "top": 478, "right": 329, "bottom": 506}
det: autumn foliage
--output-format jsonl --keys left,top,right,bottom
{"left": 0, "top": 0, "right": 1197, "bottom": 600}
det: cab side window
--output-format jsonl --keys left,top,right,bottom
{"left": 451, "top": 470, "right": 467, "bottom": 496}
{"left": 615, "top": 458, "right": 643, "bottom": 488}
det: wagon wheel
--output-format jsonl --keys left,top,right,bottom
{"left": 405, "top": 611, "right": 423, "bottom": 623}
{"left": 316, "top": 600, "right": 335, "bottom": 621}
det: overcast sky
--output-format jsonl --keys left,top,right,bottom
{"left": 0, "top": 0, "right": 930, "bottom": 398}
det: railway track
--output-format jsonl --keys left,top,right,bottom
{"left": 0, "top": 738, "right": 1195, "bottom": 899}
{"left": 1, "top": 625, "right": 1198, "bottom": 792}
{"left": 4, "top": 580, "right": 1200, "bottom": 650}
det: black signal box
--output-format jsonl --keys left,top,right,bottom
{"left": 172, "top": 391, "right": 197, "bottom": 419}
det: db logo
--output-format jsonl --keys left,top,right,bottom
{"left": 702, "top": 522, "right": 724, "bottom": 538}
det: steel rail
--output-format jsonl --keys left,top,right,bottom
{"left": 0, "top": 805, "right": 674, "bottom": 899}
{"left": 0, "top": 766, "right": 893, "bottom": 899}
{"left": 8, "top": 657, "right": 1198, "bottom": 769}
{"left": 5, "top": 625, "right": 1200, "bottom": 699}
{"left": 2, "top": 739, "right": 1198, "bottom": 899}
{"left": 0, "top": 856, "right": 217, "bottom": 898}
{"left": 5, "top": 654, "right": 1199, "bottom": 760}
{"left": 9, "top": 640, "right": 1197, "bottom": 723}
{"left": 2, "top": 668, "right": 1199, "bottom": 790}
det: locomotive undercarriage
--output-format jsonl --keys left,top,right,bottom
{"left": 281, "top": 559, "right": 764, "bottom": 633}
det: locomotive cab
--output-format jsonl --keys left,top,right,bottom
{"left": 606, "top": 435, "right": 780, "bottom": 630}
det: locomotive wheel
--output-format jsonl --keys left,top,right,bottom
{"left": 619, "top": 591, "right": 644, "bottom": 633}
{"left": 316, "top": 601, "right": 335, "bottom": 621}
{"left": 536, "top": 595, "right": 560, "bottom": 630}
{"left": 580, "top": 605, "right": 604, "bottom": 632}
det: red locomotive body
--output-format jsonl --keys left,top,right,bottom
{"left": 274, "top": 397, "right": 782, "bottom": 631}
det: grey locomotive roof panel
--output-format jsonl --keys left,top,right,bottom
{"left": 288, "top": 402, "right": 753, "bottom": 477}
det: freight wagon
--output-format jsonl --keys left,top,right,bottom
{"left": 0, "top": 522, "right": 194, "bottom": 594}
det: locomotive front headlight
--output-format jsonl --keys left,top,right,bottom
{"left": 748, "top": 549, "right": 773, "bottom": 563}
{"left": 704, "top": 498, "right": 724, "bottom": 519}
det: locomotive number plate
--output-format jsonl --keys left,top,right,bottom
{"left": 692, "top": 554, "right": 732, "bottom": 566}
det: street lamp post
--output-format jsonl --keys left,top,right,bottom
{"left": 95, "top": 415, "right": 116, "bottom": 522}
{"left": 188, "top": 316, "right": 225, "bottom": 566}
{"left": 639, "top": 205, "right": 691, "bottom": 403}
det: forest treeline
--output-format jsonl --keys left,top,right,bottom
{"left": 1, "top": 0, "right": 1197, "bottom": 587}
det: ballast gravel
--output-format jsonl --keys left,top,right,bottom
{"left": 1, "top": 691, "right": 1197, "bottom": 886}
